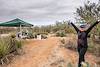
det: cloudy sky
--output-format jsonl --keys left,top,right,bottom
{"left": 0, "top": 0, "right": 98, "bottom": 25}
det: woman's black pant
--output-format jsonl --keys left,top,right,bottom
{"left": 78, "top": 46, "right": 87, "bottom": 67}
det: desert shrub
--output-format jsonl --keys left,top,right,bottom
{"left": 27, "top": 33, "right": 34, "bottom": 39}
{"left": 14, "top": 39, "right": 22, "bottom": 49}
{"left": 0, "top": 37, "right": 22, "bottom": 64}
{"left": 38, "top": 32, "right": 48, "bottom": 35}
{"left": 0, "top": 38, "right": 10, "bottom": 59}
{"left": 94, "top": 46, "right": 100, "bottom": 57}
{"left": 88, "top": 39, "right": 100, "bottom": 57}
{"left": 60, "top": 35, "right": 100, "bottom": 56}
{"left": 10, "top": 33, "right": 16, "bottom": 38}
{"left": 65, "top": 41, "right": 77, "bottom": 51}
{"left": 32, "top": 33, "right": 37, "bottom": 38}
{"left": 56, "top": 30, "right": 66, "bottom": 37}
{"left": 88, "top": 39, "right": 100, "bottom": 66}
{"left": 60, "top": 39, "right": 77, "bottom": 51}
{"left": 88, "top": 45, "right": 100, "bottom": 57}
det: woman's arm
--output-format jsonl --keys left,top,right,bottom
{"left": 86, "top": 21, "right": 100, "bottom": 34}
{"left": 70, "top": 22, "right": 79, "bottom": 33}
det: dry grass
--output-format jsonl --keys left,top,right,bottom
{"left": 0, "top": 36, "right": 22, "bottom": 65}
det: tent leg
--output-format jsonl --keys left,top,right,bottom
{"left": 20, "top": 25, "right": 22, "bottom": 38}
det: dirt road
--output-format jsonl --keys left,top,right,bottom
{"left": 7, "top": 37, "right": 97, "bottom": 67}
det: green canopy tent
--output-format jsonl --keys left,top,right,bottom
{"left": 0, "top": 18, "right": 33, "bottom": 27}
{"left": 0, "top": 18, "right": 33, "bottom": 38}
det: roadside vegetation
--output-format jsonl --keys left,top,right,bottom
{"left": 32, "top": 21, "right": 75, "bottom": 37}
{"left": 0, "top": 36, "right": 22, "bottom": 65}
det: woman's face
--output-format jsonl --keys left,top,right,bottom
{"left": 79, "top": 28, "right": 87, "bottom": 31}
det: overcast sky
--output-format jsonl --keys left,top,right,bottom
{"left": 0, "top": 0, "right": 98, "bottom": 25}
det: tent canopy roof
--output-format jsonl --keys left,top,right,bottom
{"left": 0, "top": 18, "right": 33, "bottom": 27}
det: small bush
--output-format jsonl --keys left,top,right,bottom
{"left": 56, "top": 30, "right": 66, "bottom": 37}
{"left": 0, "top": 38, "right": 10, "bottom": 59}
{"left": 0, "top": 37, "right": 22, "bottom": 64}
{"left": 65, "top": 41, "right": 77, "bottom": 51}
{"left": 60, "top": 39, "right": 77, "bottom": 51}
{"left": 32, "top": 33, "right": 37, "bottom": 38}
{"left": 10, "top": 33, "right": 16, "bottom": 38}
{"left": 15, "top": 40, "right": 22, "bottom": 49}
{"left": 88, "top": 39, "right": 100, "bottom": 57}
{"left": 27, "top": 33, "right": 34, "bottom": 39}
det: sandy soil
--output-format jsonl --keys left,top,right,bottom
{"left": 7, "top": 37, "right": 97, "bottom": 67}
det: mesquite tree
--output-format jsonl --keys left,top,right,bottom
{"left": 76, "top": 0, "right": 100, "bottom": 36}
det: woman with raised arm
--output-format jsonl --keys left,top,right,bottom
{"left": 70, "top": 20, "right": 100, "bottom": 67}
